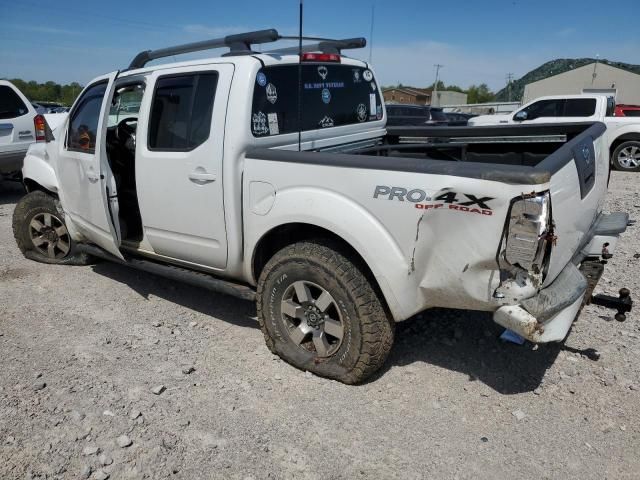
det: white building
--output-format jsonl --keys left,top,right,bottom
{"left": 523, "top": 63, "right": 640, "bottom": 105}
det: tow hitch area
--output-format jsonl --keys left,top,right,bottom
{"left": 590, "top": 288, "right": 633, "bottom": 322}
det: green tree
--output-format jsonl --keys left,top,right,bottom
{"left": 6, "top": 78, "right": 83, "bottom": 106}
{"left": 466, "top": 83, "right": 495, "bottom": 104}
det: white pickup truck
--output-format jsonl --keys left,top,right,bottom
{"left": 13, "top": 30, "right": 632, "bottom": 383}
{"left": 469, "top": 94, "right": 640, "bottom": 171}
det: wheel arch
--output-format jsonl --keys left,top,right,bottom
{"left": 251, "top": 222, "right": 401, "bottom": 319}
{"left": 21, "top": 148, "right": 59, "bottom": 196}
{"left": 609, "top": 132, "right": 640, "bottom": 155}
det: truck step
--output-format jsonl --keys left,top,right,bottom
{"left": 77, "top": 244, "right": 256, "bottom": 302}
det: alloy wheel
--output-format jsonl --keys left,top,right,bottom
{"left": 281, "top": 280, "right": 344, "bottom": 357}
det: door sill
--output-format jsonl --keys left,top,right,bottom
{"left": 119, "top": 243, "right": 226, "bottom": 276}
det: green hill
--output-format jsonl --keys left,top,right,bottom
{"left": 494, "top": 58, "right": 640, "bottom": 102}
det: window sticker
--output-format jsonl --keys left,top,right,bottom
{"left": 256, "top": 72, "right": 267, "bottom": 87}
{"left": 321, "top": 88, "right": 331, "bottom": 104}
{"left": 369, "top": 94, "right": 377, "bottom": 117}
{"left": 319, "top": 116, "right": 334, "bottom": 128}
{"left": 357, "top": 103, "right": 367, "bottom": 122}
{"left": 267, "top": 112, "right": 279, "bottom": 135}
{"left": 317, "top": 66, "right": 328, "bottom": 80}
{"left": 353, "top": 69, "right": 361, "bottom": 83}
{"left": 363, "top": 70, "right": 373, "bottom": 82}
{"left": 252, "top": 112, "right": 269, "bottom": 136}
{"left": 266, "top": 83, "right": 278, "bottom": 104}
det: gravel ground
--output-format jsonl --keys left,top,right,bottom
{"left": 1, "top": 173, "right": 639, "bottom": 480}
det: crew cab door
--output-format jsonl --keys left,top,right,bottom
{"left": 55, "top": 72, "right": 123, "bottom": 259}
{"left": 135, "top": 64, "right": 233, "bottom": 269}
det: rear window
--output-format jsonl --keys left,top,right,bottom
{"left": 623, "top": 109, "right": 640, "bottom": 117}
{"left": 0, "top": 85, "right": 29, "bottom": 120}
{"left": 564, "top": 98, "right": 596, "bottom": 117}
{"left": 251, "top": 64, "right": 382, "bottom": 137}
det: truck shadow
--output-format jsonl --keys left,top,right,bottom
{"left": 0, "top": 181, "right": 25, "bottom": 206}
{"left": 385, "top": 308, "right": 565, "bottom": 394}
{"left": 90, "top": 261, "right": 258, "bottom": 330}
{"left": 89, "top": 261, "right": 589, "bottom": 393}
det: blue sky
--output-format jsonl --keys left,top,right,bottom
{"left": 1, "top": 0, "right": 638, "bottom": 90}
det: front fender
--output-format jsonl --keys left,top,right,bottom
{"left": 22, "top": 143, "right": 58, "bottom": 193}
{"left": 244, "top": 185, "right": 408, "bottom": 320}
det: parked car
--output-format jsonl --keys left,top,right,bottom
{"left": 15, "top": 29, "right": 630, "bottom": 383}
{"left": 386, "top": 104, "right": 448, "bottom": 126}
{"left": 614, "top": 104, "right": 640, "bottom": 118}
{"left": 469, "top": 95, "right": 640, "bottom": 171}
{"left": 0, "top": 80, "right": 40, "bottom": 179}
{"left": 0, "top": 81, "right": 68, "bottom": 180}
{"left": 32, "top": 101, "right": 65, "bottom": 114}
{"left": 443, "top": 112, "right": 477, "bottom": 126}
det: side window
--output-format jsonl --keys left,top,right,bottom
{"left": 148, "top": 72, "right": 218, "bottom": 151}
{"left": 67, "top": 82, "right": 108, "bottom": 154}
{"left": 522, "top": 100, "right": 562, "bottom": 120}
{"left": 0, "top": 86, "right": 29, "bottom": 119}
{"left": 108, "top": 84, "right": 145, "bottom": 127}
{"left": 564, "top": 98, "right": 596, "bottom": 117}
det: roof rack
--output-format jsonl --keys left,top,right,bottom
{"left": 127, "top": 29, "right": 367, "bottom": 70}
{"left": 128, "top": 29, "right": 280, "bottom": 69}
{"left": 270, "top": 37, "right": 366, "bottom": 55}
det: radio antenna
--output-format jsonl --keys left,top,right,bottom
{"left": 297, "top": 0, "right": 304, "bottom": 152}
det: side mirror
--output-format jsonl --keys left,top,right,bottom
{"left": 514, "top": 110, "right": 528, "bottom": 121}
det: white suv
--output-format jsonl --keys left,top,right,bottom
{"left": 0, "top": 80, "right": 38, "bottom": 179}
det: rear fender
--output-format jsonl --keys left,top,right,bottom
{"left": 244, "top": 186, "right": 408, "bottom": 319}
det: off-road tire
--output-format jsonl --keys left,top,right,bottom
{"left": 256, "top": 240, "right": 395, "bottom": 384}
{"left": 612, "top": 141, "right": 640, "bottom": 171}
{"left": 12, "top": 191, "right": 91, "bottom": 265}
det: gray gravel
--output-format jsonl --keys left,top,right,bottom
{"left": 1, "top": 173, "right": 639, "bottom": 479}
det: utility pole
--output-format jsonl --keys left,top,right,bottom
{"left": 368, "top": 4, "right": 375, "bottom": 64}
{"left": 433, "top": 64, "right": 443, "bottom": 106}
{"left": 506, "top": 73, "right": 514, "bottom": 102}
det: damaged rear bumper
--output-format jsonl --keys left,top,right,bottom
{"left": 494, "top": 263, "right": 586, "bottom": 342}
{"left": 493, "top": 212, "right": 631, "bottom": 343}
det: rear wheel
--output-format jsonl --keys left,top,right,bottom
{"left": 612, "top": 141, "right": 640, "bottom": 171}
{"left": 257, "top": 240, "right": 394, "bottom": 384}
{"left": 12, "top": 191, "right": 91, "bottom": 265}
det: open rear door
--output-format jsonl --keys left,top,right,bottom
{"left": 55, "top": 71, "right": 122, "bottom": 259}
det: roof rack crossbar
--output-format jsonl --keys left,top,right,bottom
{"left": 127, "top": 30, "right": 367, "bottom": 70}
{"left": 128, "top": 29, "right": 280, "bottom": 69}
{"left": 271, "top": 37, "right": 367, "bottom": 55}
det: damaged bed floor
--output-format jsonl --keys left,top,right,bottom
{"left": 1, "top": 173, "right": 639, "bottom": 480}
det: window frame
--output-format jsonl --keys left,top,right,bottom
{"left": 147, "top": 71, "right": 219, "bottom": 153}
{"left": 65, "top": 80, "right": 109, "bottom": 155}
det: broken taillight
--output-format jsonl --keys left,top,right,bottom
{"left": 504, "top": 192, "right": 552, "bottom": 273}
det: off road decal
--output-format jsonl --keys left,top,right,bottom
{"left": 373, "top": 185, "right": 494, "bottom": 216}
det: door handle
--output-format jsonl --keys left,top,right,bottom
{"left": 188, "top": 170, "right": 217, "bottom": 183}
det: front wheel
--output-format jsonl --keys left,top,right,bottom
{"left": 12, "top": 191, "right": 91, "bottom": 265}
{"left": 612, "top": 141, "right": 640, "bottom": 171}
{"left": 256, "top": 240, "right": 394, "bottom": 384}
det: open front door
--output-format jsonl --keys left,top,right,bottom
{"left": 55, "top": 72, "right": 123, "bottom": 259}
